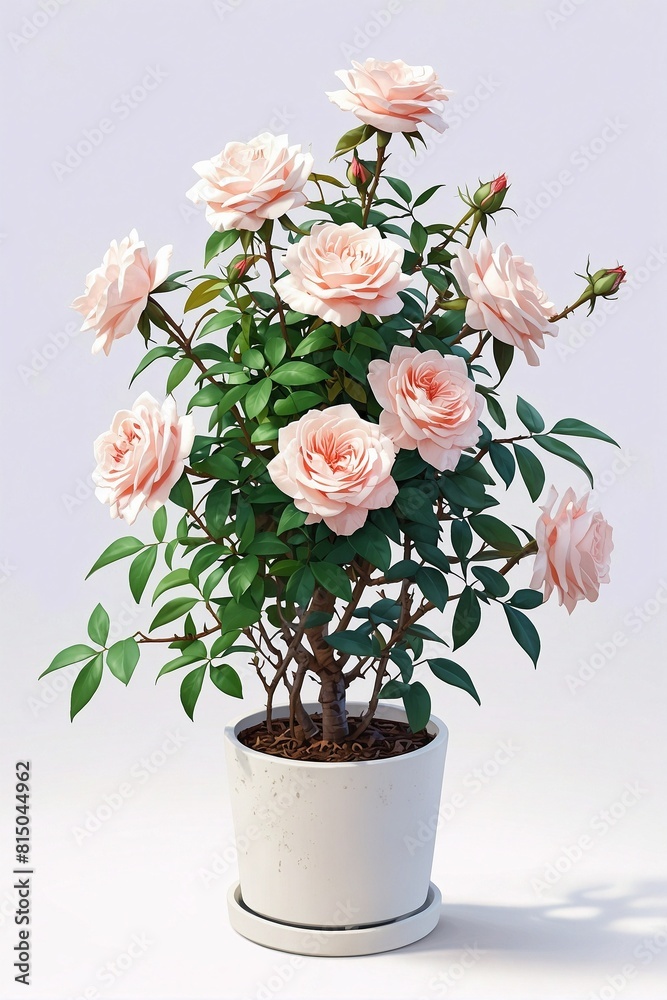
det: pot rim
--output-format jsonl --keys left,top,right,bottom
{"left": 224, "top": 700, "right": 448, "bottom": 769}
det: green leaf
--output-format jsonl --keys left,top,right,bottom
{"left": 470, "top": 514, "right": 522, "bottom": 553}
{"left": 291, "top": 328, "right": 336, "bottom": 357}
{"left": 304, "top": 611, "right": 333, "bottom": 628}
{"left": 549, "top": 418, "right": 618, "bottom": 447}
{"left": 87, "top": 604, "right": 109, "bottom": 647}
{"left": 129, "top": 546, "right": 158, "bottom": 604}
{"left": 452, "top": 587, "right": 481, "bottom": 650}
{"left": 406, "top": 623, "right": 448, "bottom": 645}
{"left": 86, "top": 537, "right": 145, "bottom": 578}
{"left": 195, "top": 451, "right": 238, "bottom": 480}
{"left": 198, "top": 310, "right": 241, "bottom": 338}
{"left": 485, "top": 395, "right": 507, "bottom": 430}
{"left": 416, "top": 567, "right": 449, "bottom": 611}
{"left": 106, "top": 638, "right": 140, "bottom": 685}
{"left": 385, "top": 559, "right": 420, "bottom": 581}
{"left": 221, "top": 601, "right": 261, "bottom": 631}
{"left": 428, "top": 658, "right": 481, "bottom": 704}
{"left": 152, "top": 568, "right": 193, "bottom": 604}
{"left": 271, "top": 362, "right": 329, "bottom": 386}
{"left": 386, "top": 176, "right": 412, "bottom": 204}
{"left": 70, "top": 653, "right": 104, "bottom": 720}
{"left": 129, "top": 346, "right": 178, "bottom": 387}
{"left": 150, "top": 597, "right": 199, "bottom": 632}
{"left": 451, "top": 519, "right": 473, "bottom": 561}
{"left": 166, "top": 357, "right": 194, "bottom": 394}
{"left": 471, "top": 566, "right": 509, "bottom": 597}
{"left": 489, "top": 442, "right": 515, "bottom": 487}
{"left": 210, "top": 664, "right": 243, "bottom": 698}
{"left": 514, "top": 444, "right": 545, "bottom": 502}
{"left": 390, "top": 647, "right": 413, "bottom": 682}
{"left": 188, "top": 383, "right": 224, "bottom": 410}
{"left": 274, "top": 391, "right": 326, "bottom": 416}
{"left": 277, "top": 504, "right": 308, "bottom": 535}
{"left": 533, "top": 435, "right": 594, "bottom": 488}
{"left": 324, "top": 631, "right": 374, "bottom": 655}
{"left": 156, "top": 640, "right": 208, "bottom": 680}
{"left": 352, "top": 326, "right": 386, "bottom": 351}
{"left": 516, "top": 396, "right": 545, "bottom": 434}
{"left": 509, "top": 589, "right": 543, "bottom": 610}
{"left": 180, "top": 664, "right": 207, "bottom": 720}
{"left": 410, "top": 220, "right": 428, "bottom": 255}
{"left": 264, "top": 338, "right": 287, "bottom": 368}
{"left": 333, "top": 349, "right": 367, "bottom": 384}
{"left": 40, "top": 644, "right": 97, "bottom": 679}
{"left": 311, "top": 562, "right": 352, "bottom": 601}
{"left": 350, "top": 523, "right": 391, "bottom": 572}
{"left": 403, "top": 681, "right": 431, "bottom": 733}
{"left": 152, "top": 506, "right": 167, "bottom": 542}
{"left": 332, "top": 123, "right": 374, "bottom": 157}
{"left": 493, "top": 340, "right": 514, "bottom": 382}
{"left": 503, "top": 604, "right": 541, "bottom": 666}
{"left": 169, "top": 472, "right": 194, "bottom": 510}
{"left": 413, "top": 184, "right": 444, "bottom": 208}
{"left": 244, "top": 379, "right": 272, "bottom": 419}
{"left": 229, "top": 556, "right": 259, "bottom": 603}
{"left": 184, "top": 278, "right": 225, "bottom": 313}
{"left": 205, "top": 229, "right": 239, "bottom": 266}
{"left": 205, "top": 483, "right": 231, "bottom": 537}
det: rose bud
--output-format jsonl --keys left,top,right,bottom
{"left": 346, "top": 151, "right": 373, "bottom": 191}
{"left": 473, "top": 173, "right": 509, "bottom": 213}
{"left": 591, "top": 265, "right": 626, "bottom": 297}
{"left": 228, "top": 254, "right": 258, "bottom": 283}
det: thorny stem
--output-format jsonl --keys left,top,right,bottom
{"left": 360, "top": 142, "right": 388, "bottom": 228}
{"left": 262, "top": 238, "right": 290, "bottom": 345}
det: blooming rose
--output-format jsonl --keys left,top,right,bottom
{"left": 93, "top": 392, "right": 195, "bottom": 526}
{"left": 530, "top": 486, "right": 613, "bottom": 614}
{"left": 451, "top": 239, "right": 557, "bottom": 366}
{"left": 327, "top": 58, "right": 451, "bottom": 134}
{"left": 267, "top": 404, "right": 397, "bottom": 536}
{"left": 274, "top": 222, "right": 410, "bottom": 326}
{"left": 71, "top": 230, "right": 172, "bottom": 356}
{"left": 186, "top": 133, "right": 313, "bottom": 232}
{"left": 368, "top": 348, "right": 483, "bottom": 471}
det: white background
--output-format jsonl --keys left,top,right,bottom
{"left": 1, "top": 1, "right": 666, "bottom": 998}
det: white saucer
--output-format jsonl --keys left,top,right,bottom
{"left": 227, "top": 881, "right": 442, "bottom": 957}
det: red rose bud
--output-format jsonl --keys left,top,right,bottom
{"left": 591, "top": 266, "right": 626, "bottom": 297}
{"left": 229, "top": 255, "right": 257, "bottom": 282}
{"left": 347, "top": 151, "right": 373, "bottom": 190}
{"left": 473, "top": 173, "right": 509, "bottom": 212}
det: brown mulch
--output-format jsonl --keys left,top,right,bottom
{"left": 237, "top": 714, "right": 434, "bottom": 762}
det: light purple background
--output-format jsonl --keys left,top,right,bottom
{"left": 1, "top": 1, "right": 666, "bottom": 998}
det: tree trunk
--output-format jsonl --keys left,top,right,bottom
{"left": 319, "top": 671, "right": 349, "bottom": 743}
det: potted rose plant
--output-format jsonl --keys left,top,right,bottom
{"left": 45, "top": 58, "right": 620, "bottom": 955}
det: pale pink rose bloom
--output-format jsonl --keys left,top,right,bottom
{"left": 451, "top": 239, "right": 557, "bottom": 366}
{"left": 274, "top": 222, "right": 410, "bottom": 327}
{"left": 267, "top": 404, "right": 398, "bottom": 536}
{"left": 186, "top": 133, "right": 314, "bottom": 232}
{"left": 368, "top": 347, "right": 483, "bottom": 471}
{"left": 530, "top": 486, "right": 613, "bottom": 614}
{"left": 71, "top": 230, "right": 172, "bottom": 356}
{"left": 327, "top": 58, "right": 451, "bottom": 134}
{"left": 93, "top": 392, "right": 195, "bottom": 526}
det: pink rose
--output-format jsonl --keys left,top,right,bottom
{"left": 93, "top": 392, "right": 195, "bottom": 526}
{"left": 530, "top": 486, "right": 613, "bottom": 614}
{"left": 327, "top": 58, "right": 451, "bottom": 134}
{"left": 267, "top": 404, "right": 398, "bottom": 536}
{"left": 186, "top": 133, "right": 313, "bottom": 232}
{"left": 368, "top": 347, "right": 483, "bottom": 471}
{"left": 451, "top": 239, "right": 557, "bottom": 366}
{"left": 71, "top": 230, "right": 172, "bottom": 356}
{"left": 274, "top": 222, "right": 410, "bottom": 326}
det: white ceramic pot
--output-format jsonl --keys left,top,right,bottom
{"left": 224, "top": 701, "right": 448, "bottom": 930}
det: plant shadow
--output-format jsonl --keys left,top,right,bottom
{"left": 408, "top": 880, "right": 667, "bottom": 963}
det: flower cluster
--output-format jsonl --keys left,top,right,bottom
{"left": 55, "top": 57, "right": 621, "bottom": 736}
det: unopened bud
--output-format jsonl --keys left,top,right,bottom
{"left": 473, "top": 173, "right": 509, "bottom": 213}
{"left": 228, "top": 255, "right": 257, "bottom": 283}
{"left": 591, "top": 265, "right": 626, "bottom": 297}
{"left": 346, "top": 151, "right": 372, "bottom": 190}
